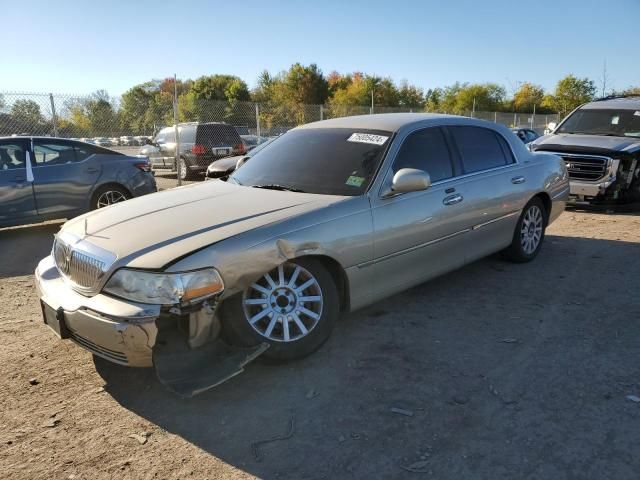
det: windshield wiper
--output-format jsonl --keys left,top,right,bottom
{"left": 252, "top": 184, "right": 306, "bottom": 193}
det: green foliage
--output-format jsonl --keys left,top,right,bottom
{"left": 512, "top": 83, "right": 545, "bottom": 112}
{"left": 547, "top": 75, "right": 596, "bottom": 117}
{"left": 11, "top": 99, "right": 46, "bottom": 130}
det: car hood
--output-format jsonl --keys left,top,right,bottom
{"left": 139, "top": 145, "right": 159, "bottom": 155}
{"left": 207, "top": 155, "right": 243, "bottom": 172}
{"left": 531, "top": 133, "right": 640, "bottom": 156}
{"left": 62, "top": 181, "right": 346, "bottom": 269}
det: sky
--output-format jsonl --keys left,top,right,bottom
{"left": 2, "top": 0, "right": 639, "bottom": 98}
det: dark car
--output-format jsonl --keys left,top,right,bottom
{"left": 140, "top": 122, "right": 245, "bottom": 180}
{"left": 511, "top": 127, "right": 540, "bottom": 144}
{"left": 529, "top": 96, "right": 640, "bottom": 204}
{"left": 0, "top": 137, "right": 156, "bottom": 228}
{"left": 205, "top": 137, "right": 276, "bottom": 180}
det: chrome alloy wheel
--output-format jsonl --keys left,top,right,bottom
{"left": 520, "top": 205, "right": 543, "bottom": 254}
{"left": 243, "top": 262, "right": 324, "bottom": 342}
{"left": 96, "top": 190, "right": 127, "bottom": 208}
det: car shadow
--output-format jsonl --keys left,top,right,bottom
{"left": 0, "top": 222, "right": 62, "bottom": 278}
{"left": 94, "top": 234, "right": 640, "bottom": 478}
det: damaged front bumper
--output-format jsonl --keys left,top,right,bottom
{"left": 35, "top": 255, "right": 268, "bottom": 396}
{"left": 35, "top": 255, "right": 159, "bottom": 367}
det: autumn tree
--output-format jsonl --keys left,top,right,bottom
{"left": 512, "top": 83, "right": 545, "bottom": 112}
{"left": 547, "top": 75, "right": 596, "bottom": 117}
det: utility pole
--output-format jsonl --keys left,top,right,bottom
{"left": 173, "top": 74, "right": 181, "bottom": 186}
{"left": 49, "top": 94, "right": 59, "bottom": 137}
{"left": 600, "top": 59, "right": 609, "bottom": 98}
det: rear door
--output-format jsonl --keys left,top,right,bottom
{"left": 0, "top": 138, "right": 37, "bottom": 224}
{"left": 31, "top": 139, "right": 101, "bottom": 216}
{"left": 446, "top": 126, "right": 527, "bottom": 261}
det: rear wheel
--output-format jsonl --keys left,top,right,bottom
{"left": 503, "top": 197, "right": 547, "bottom": 263}
{"left": 222, "top": 258, "right": 339, "bottom": 360}
{"left": 91, "top": 184, "right": 130, "bottom": 210}
{"left": 178, "top": 157, "right": 195, "bottom": 181}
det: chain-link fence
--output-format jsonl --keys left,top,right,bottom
{"left": 0, "top": 91, "right": 560, "bottom": 188}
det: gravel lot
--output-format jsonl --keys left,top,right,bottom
{"left": 1, "top": 209, "right": 639, "bottom": 480}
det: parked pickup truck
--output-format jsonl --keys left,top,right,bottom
{"left": 529, "top": 96, "right": 640, "bottom": 204}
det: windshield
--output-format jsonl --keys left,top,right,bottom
{"left": 230, "top": 128, "right": 393, "bottom": 195}
{"left": 558, "top": 108, "right": 640, "bottom": 137}
{"left": 247, "top": 137, "right": 276, "bottom": 157}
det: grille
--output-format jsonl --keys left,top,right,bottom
{"left": 560, "top": 154, "right": 610, "bottom": 181}
{"left": 69, "top": 330, "right": 129, "bottom": 364}
{"left": 53, "top": 238, "right": 106, "bottom": 290}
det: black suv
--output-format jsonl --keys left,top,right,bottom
{"left": 529, "top": 96, "right": 640, "bottom": 204}
{"left": 140, "top": 122, "right": 245, "bottom": 180}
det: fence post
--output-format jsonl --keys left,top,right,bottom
{"left": 49, "top": 93, "right": 59, "bottom": 137}
{"left": 494, "top": 111, "right": 497, "bottom": 123}
{"left": 255, "top": 103, "right": 261, "bottom": 140}
{"left": 320, "top": 104, "right": 323, "bottom": 121}
{"left": 513, "top": 113, "right": 517, "bottom": 127}
{"left": 173, "top": 74, "right": 181, "bottom": 187}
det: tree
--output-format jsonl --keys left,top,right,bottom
{"left": 190, "top": 75, "right": 250, "bottom": 102}
{"left": 548, "top": 75, "right": 596, "bottom": 117}
{"left": 436, "top": 82, "right": 506, "bottom": 114}
{"left": 512, "top": 83, "right": 545, "bottom": 112}
{"left": 283, "top": 63, "right": 329, "bottom": 105}
{"left": 397, "top": 81, "right": 425, "bottom": 109}
{"left": 85, "top": 91, "right": 119, "bottom": 136}
{"left": 622, "top": 86, "right": 640, "bottom": 95}
{"left": 424, "top": 88, "right": 443, "bottom": 111}
{"left": 10, "top": 99, "right": 46, "bottom": 132}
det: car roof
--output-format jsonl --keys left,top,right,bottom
{"left": 296, "top": 113, "right": 487, "bottom": 133}
{"left": 582, "top": 96, "right": 640, "bottom": 110}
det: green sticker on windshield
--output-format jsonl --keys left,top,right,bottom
{"left": 346, "top": 175, "right": 365, "bottom": 187}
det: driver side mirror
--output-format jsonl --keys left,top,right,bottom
{"left": 383, "top": 168, "right": 431, "bottom": 197}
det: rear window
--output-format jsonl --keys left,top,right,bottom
{"left": 196, "top": 124, "right": 242, "bottom": 147}
{"left": 450, "top": 126, "right": 511, "bottom": 173}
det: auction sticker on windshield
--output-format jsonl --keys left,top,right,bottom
{"left": 347, "top": 133, "right": 389, "bottom": 145}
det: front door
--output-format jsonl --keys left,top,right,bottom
{"left": 0, "top": 139, "right": 37, "bottom": 225}
{"left": 369, "top": 126, "right": 468, "bottom": 299}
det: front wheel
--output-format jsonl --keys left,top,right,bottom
{"left": 222, "top": 258, "right": 339, "bottom": 360}
{"left": 503, "top": 197, "right": 547, "bottom": 263}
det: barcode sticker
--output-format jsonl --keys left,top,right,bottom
{"left": 347, "top": 133, "right": 389, "bottom": 146}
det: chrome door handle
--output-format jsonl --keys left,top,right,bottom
{"left": 443, "top": 194, "right": 463, "bottom": 206}
{"left": 511, "top": 176, "right": 526, "bottom": 184}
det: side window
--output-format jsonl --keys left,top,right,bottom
{"left": 392, "top": 127, "right": 453, "bottom": 183}
{"left": 74, "top": 144, "right": 96, "bottom": 162}
{"left": 33, "top": 141, "right": 77, "bottom": 167}
{"left": 526, "top": 130, "right": 538, "bottom": 142}
{"left": 450, "top": 126, "right": 510, "bottom": 173}
{"left": 0, "top": 142, "right": 26, "bottom": 170}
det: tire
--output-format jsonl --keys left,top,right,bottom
{"left": 503, "top": 197, "right": 547, "bottom": 263}
{"left": 221, "top": 258, "right": 339, "bottom": 361}
{"left": 178, "top": 157, "right": 195, "bottom": 181}
{"left": 91, "top": 184, "right": 131, "bottom": 210}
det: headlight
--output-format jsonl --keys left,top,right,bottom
{"left": 103, "top": 268, "right": 224, "bottom": 305}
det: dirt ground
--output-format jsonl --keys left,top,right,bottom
{"left": 1, "top": 209, "right": 639, "bottom": 480}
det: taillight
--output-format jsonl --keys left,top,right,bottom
{"left": 234, "top": 143, "right": 246, "bottom": 154}
{"left": 135, "top": 162, "right": 151, "bottom": 172}
{"left": 192, "top": 144, "right": 206, "bottom": 155}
